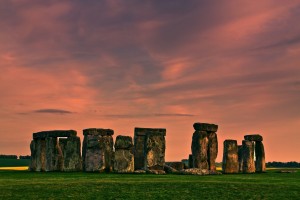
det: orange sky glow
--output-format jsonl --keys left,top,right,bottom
{"left": 1, "top": 0, "right": 300, "bottom": 162}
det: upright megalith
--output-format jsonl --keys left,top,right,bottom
{"left": 59, "top": 136, "right": 82, "bottom": 171}
{"left": 238, "top": 145, "right": 243, "bottom": 172}
{"left": 114, "top": 135, "right": 134, "bottom": 173}
{"left": 29, "top": 130, "right": 81, "bottom": 172}
{"left": 243, "top": 134, "right": 265, "bottom": 172}
{"left": 82, "top": 128, "right": 114, "bottom": 172}
{"left": 191, "top": 123, "right": 218, "bottom": 171}
{"left": 242, "top": 140, "right": 255, "bottom": 173}
{"left": 133, "top": 128, "right": 166, "bottom": 170}
{"left": 222, "top": 140, "right": 239, "bottom": 173}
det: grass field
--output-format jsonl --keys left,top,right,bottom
{"left": 0, "top": 169, "right": 299, "bottom": 200}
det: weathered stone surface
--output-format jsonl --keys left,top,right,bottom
{"left": 113, "top": 149, "right": 134, "bottom": 173}
{"left": 191, "top": 131, "right": 208, "bottom": 169}
{"left": 180, "top": 168, "right": 210, "bottom": 175}
{"left": 59, "top": 136, "right": 82, "bottom": 171}
{"left": 134, "top": 170, "right": 146, "bottom": 174}
{"left": 244, "top": 134, "right": 263, "bottom": 142}
{"left": 238, "top": 145, "right": 243, "bottom": 172}
{"left": 45, "top": 137, "right": 63, "bottom": 172}
{"left": 188, "top": 154, "right": 193, "bottom": 168}
{"left": 255, "top": 141, "right": 266, "bottom": 172}
{"left": 83, "top": 128, "right": 114, "bottom": 136}
{"left": 193, "top": 123, "right": 218, "bottom": 132}
{"left": 134, "top": 127, "right": 166, "bottom": 170}
{"left": 207, "top": 132, "right": 218, "bottom": 171}
{"left": 114, "top": 135, "right": 133, "bottom": 149}
{"left": 242, "top": 140, "right": 256, "bottom": 173}
{"left": 144, "top": 132, "right": 166, "bottom": 170}
{"left": 181, "top": 159, "right": 189, "bottom": 169}
{"left": 147, "top": 169, "right": 166, "bottom": 175}
{"left": 33, "top": 130, "right": 77, "bottom": 139}
{"left": 29, "top": 140, "right": 37, "bottom": 171}
{"left": 31, "top": 139, "right": 46, "bottom": 172}
{"left": 165, "top": 162, "right": 184, "bottom": 171}
{"left": 83, "top": 134, "right": 113, "bottom": 172}
{"left": 222, "top": 140, "right": 239, "bottom": 174}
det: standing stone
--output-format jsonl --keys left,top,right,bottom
{"left": 242, "top": 140, "right": 256, "bottom": 173}
{"left": 114, "top": 135, "right": 134, "bottom": 173}
{"left": 82, "top": 128, "right": 114, "bottom": 172}
{"left": 144, "top": 132, "right": 166, "bottom": 170}
{"left": 188, "top": 154, "right": 193, "bottom": 168}
{"left": 207, "top": 132, "right": 218, "bottom": 171}
{"left": 59, "top": 136, "right": 82, "bottom": 171}
{"left": 134, "top": 128, "right": 166, "bottom": 170}
{"left": 45, "top": 137, "right": 62, "bottom": 172}
{"left": 29, "top": 140, "right": 37, "bottom": 171}
{"left": 191, "top": 131, "right": 208, "bottom": 169}
{"left": 255, "top": 141, "right": 266, "bottom": 172}
{"left": 222, "top": 140, "right": 239, "bottom": 173}
{"left": 31, "top": 139, "right": 46, "bottom": 172}
{"left": 238, "top": 145, "right": 243, "bottom": 172}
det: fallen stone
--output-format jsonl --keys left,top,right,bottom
{"left": 242, "top": 140, "right": 256, "bottom": 173}
{"left": 180, "top": 168, "right": 210, "bottom": 175}
{"left": 193, "top": 123, "right": 218, "bottom": 132}
{"left": 114, "top": 135, "right": 133, "bottom": 149}
{"left": 278, "top": 170, "right": 298, "bottom": 173}
{"left": 165, "top": 162, "right": 184, "bottom": 171}
{"left": 59, "top": 136, "right": 82, "bottom": 171}
{"left": 222, "top": 140, "right": 239, "bottom": 174}
{"left": 83, "top": 128, "right": 114, "bottom": 136}
{"left": 244, "top": 134, "right": 263, "bottom": 142}
{"left": 207, "top": 132, "right": 218, "bottom": 171}
{"left": 134, "top": 170, "right": 146, "bottom": 174}
{"left": 255, "top": 141, "right": 266, "bottom": 172}
{"left": 33, "top": 130, "right": 77, "bottom": 139}
{"left": 164, "top": 165, "right": 178, "bottom": 173}
{"left": 191, "top": 131, "right": 208, "bottom": 169}
{"left": 147, "top": 169, "right": 166, "bottom": 175}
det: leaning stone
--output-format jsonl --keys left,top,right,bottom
{"left": 242, "top": 140, "right": 256, "bottom": 173}
{"left": 207, "top": 132, "right": 218, "bottom": 171}
{"left": 83, "top": 128, "right": 114, "bottom": 136}
{"left": 144, "top": 132, "right": 166, "bottom": 170}
{"left": 244, "top": 134, "right": 263, "bottom": 142}
{"left": 59, "top": 136, "right": 82, "bottom": 171}
{"left": 164, "top": 165, "right": 178, "bottom": 173}
{"left": 191, "top": 131, "right": 208, "bottom": 169}
{"left": 165, "top": 162, "right": 184, "bottom": 171}
{"left": 255, "top": 141, "right": 266, "bottom": 172}
{"left": 222, "top": 140, "right": 239, "bottom": 173}
{"left": 114, "top": 135, "right": 133, "bottom": 149}
{"left": 113, "top": 149, "right": 134, "bottom": 173}
{"left": 193, "top": 123, "right": 218, "bottom": 132}
{"left": 33, "top": 130, "right": 77, "bottom": 139}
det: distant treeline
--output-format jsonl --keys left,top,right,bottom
{"left": 266, "top": 162, "right": 300, "bottom": 168}
{"left": 0, "top": 154, "right": 31, "bottom": 159}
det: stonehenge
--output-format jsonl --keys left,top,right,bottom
{"left": 191, "top": 123, "right": 218, "bottom": 171}
{"left": 29, "top": 123, "right": 266, "bottom": 175}
{"left": 30, "top": 130, "right": 81, "bottom": 172}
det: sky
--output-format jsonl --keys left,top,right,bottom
{"left": 0, "top": 0, "right": 300, "bottom": 162}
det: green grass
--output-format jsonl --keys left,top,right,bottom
{"left": 0, "top": 169, "right": 299, "bottom": 200}
{"left": 0, "top": 158, "right": 30, "bottom": 167}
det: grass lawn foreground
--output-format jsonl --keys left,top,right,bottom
{"left": 0, "top": 169, "right": 299, "bottom": 199}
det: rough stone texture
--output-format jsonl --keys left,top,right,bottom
{"left": 29, "top": 140, "right": 37, "bottom": 171}
{"left": 191, "top": 131, "right": 208, "bottom": 169}
{"left": 83, "top": 128, "right": 114, "bottom": 136}
{"left": 144, "top": 132, "right": 166, "bottom": 170}
{"left": 180, "top": 168, "right": 210, "bottom": 175}
{"left": 242, "top": 140, "right": 256, "bottom": 173}
{"left": 188, "top": 154, "right": 193, "bottom": 168}
{"left": 244, "top": 134, "right": 263, "bottom": 142}
{"left": 238, "top": 145, "right": 243, "bottom": 172}
{"left": 207, "top": 132, "right": 218, "bottom": 171}
{"left": 59, "top": 136, "right": 82, "bottom": 171}
{"left": 164, "top": 165, "right": 178, "bottom": 173}
{"left": 115, "top": 135, "right": 133, "bottom": 150}
{"left": 165, "top": 162, "right": 184, "bottom": 171}
{"left": 147, "top": 170, "right": 166, "bottom": 175}
{"left": 222, "top": 140, "right": 239, "bottom": 174}
{"left": 255, "top": 141, "right": 266, "bottom": 172}
{"left": 193, "top": 123, "right": 218, "bottom": 132}
{"left": 134, "top": 127, "right": 166, "bottom": 170}
{"left": 33, "top": 130, "right": 77, "bottom": 139}
{"left": 83, "top": 131, "right": 114, "bottom": 172}
{"left": 113, "top": 136, "right": 134, "bottom": 173}
{"left": 45, "top": 137, "right": 63, "bottom": 172}
{"left": 32, "top": 139, "right": 46, "bottom": 172}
